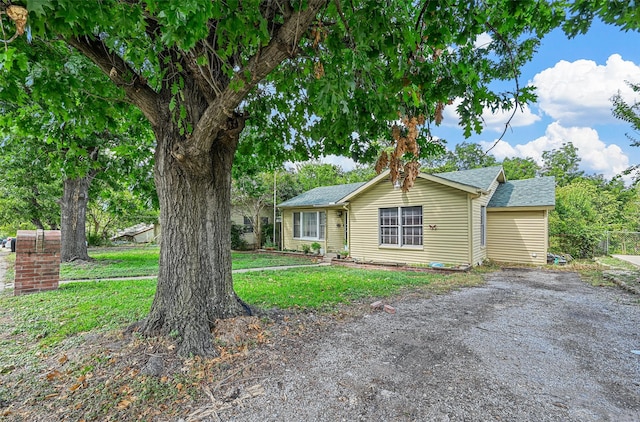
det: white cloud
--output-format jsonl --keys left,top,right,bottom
{"left": 531, "top": 54, "right": 640, "bottom": 125}
{"left": 321, "top": 154, "right": 357, "bottom": 171}
{"left": 284, "top": 155, "right": 358, "bottom": 172}
{"left": 442, "top": 98, "right": 541, "bottom": 131}
{"left": 480, "top": 122, "right": 630, "bottom": 179}
{"left": 474, "top": 33, "right": 492, "bottom": 49}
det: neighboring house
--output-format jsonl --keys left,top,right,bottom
{"left": 111, "top": 223, "right": 158, "bottom": 243}
{"left": 278, "top": 166, "right": 555, "bottom": 266}
{"left": 231, "top": 207, "right": 274, "bottom": 248}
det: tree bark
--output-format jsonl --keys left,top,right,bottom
{"left": 60, "top": 175, "right": 93, "bottom": 262}
{"left": 140, "top": 112, "right": 249, "bottom": 357}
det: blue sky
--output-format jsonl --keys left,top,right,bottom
{"left": 327, "top": 20, "right": 640, "bottom": 181}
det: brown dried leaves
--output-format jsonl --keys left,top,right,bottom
{"left": 375, "top": 115, "right": 424, "bottom": 192}
{"left": 6, "top": 5, "right": 28, "bottom": 36}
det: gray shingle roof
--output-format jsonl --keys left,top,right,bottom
{"left": 279, "top": 167, "right": 555, "bottom": 210}
{"left": 278, "top": 182, "right": 367, "bottom": 207}
{"left": 431, "top": 166, "right": 504, "bottom": 191}
{"left": 488, "top": 176, "right": 556, "bottom": 208}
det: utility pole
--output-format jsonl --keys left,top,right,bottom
{"left": 273, "top": 171, "right": 277, "bottom": 249}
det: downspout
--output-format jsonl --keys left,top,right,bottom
{"left": 343, "top": 204, "right": 350, "bottom": 252}
{"left": 273, "top": 171, "right": 277, "bottom": 248}
{"left": 467, "top": 194, "right": 473, "bottom": 265}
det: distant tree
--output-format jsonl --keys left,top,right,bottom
{"left": 584, "top": 175, "right": 640, "bottom": 233}
{"left": 276, "top": 171, "right": 304, "bottom": 202}
{"left": 422, "top": 142, "right": 497, "bottom": 173}
{"left": 612, "top": 82, "right": 640, "bottom": 182}
{"left": 0, "top": 139, "right": 61, "bottom": 231}
{"left": 232, "top": 172, "right": 275, "bottom": 248}
{"left": 340, "top": 165, "right": 377, "bottom": 184}
{"left": 232, "top": 169, "right": 305, "bottom": 248}
{"left": 619, "top": 184, "right": 640, "bottom": 232}
{"left": 87, "top": 178, "right": 158, "bottom": 245}
{"left": 502, "top": 157, "right": 540, "bottom": 180}
{"left": 0, "top": 39, "right": 153, "bottom": 261}
{"left": 550, "top": 179, "right": 616, "bottom": 258}
{"left": 295, "top": 162, "right": 344, "bottom": 191}
{"left": 612, "top": 82, "right": 640, "bottom": 146}
{"left": 541, "top": 142, "right": 584, "bottom": 187}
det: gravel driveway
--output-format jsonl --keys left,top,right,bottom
{"left": 209, "top": 268, "right": 640, "bottom": 422}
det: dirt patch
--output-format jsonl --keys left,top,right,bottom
{"left": 198, "top": 269, "right": 640, "bottom": 422}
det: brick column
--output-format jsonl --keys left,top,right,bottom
{"left": 14, "top": 230, "right": 61, "bottom": 296}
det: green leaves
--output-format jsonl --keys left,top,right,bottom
{"left": 26, "top": 0, "right": 53, "bottom": 17}
{"left": 0, "top": 47, "right": 28, "bottom": 72}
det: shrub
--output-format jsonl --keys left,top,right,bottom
{"left": 261, "top": 223, "right": 275, "bottom": 248}
{"left": 231, "top": 223, "right": 249, "bottom": 250}
{"left": 87, "top": 233, "right": 110, "bottom": 247}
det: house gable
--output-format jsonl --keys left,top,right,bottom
{"left": 341, "top": 166, "right": 505, "bottom": 203}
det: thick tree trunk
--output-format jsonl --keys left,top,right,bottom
{"left": 253, "top": 211, "right": 262, "bottom": 249}
{"left": 60, "top": 176, "right": 93, "bottom": 262}
{"left": 141, "top": 118, "right": 249, "bottom": 357}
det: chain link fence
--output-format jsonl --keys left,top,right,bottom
{"left": 600, "top": 231, "right": 640, "bottom": 256}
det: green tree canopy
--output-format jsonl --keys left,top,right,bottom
{"left": 612, "top": 82, "right": 640, "bottom": 147}
{"left": 501, "top": 156, "right": 540, "bottom": 180}
{"left": 540, "top": 142, "right": 584, "bottom": 187}
{"left": 421, "top": 142, "right": 498, "bottom": 173}
{"left": 612, "top": 82, "right": 640, "bottom": 183}
{"left": 550, "top": 179, "right": 618, "bottom": 258}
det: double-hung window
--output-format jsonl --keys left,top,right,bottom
{"left": 293, "top": 211, "right": 325, "bottom": 240}
{"left": 379, "top": 206, "right": 423, "bottom": 247}
{"left": 243, "top": 216, "right": 253, "bottom": 233}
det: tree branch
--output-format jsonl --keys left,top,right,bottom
{"left": 67, "top": 36, "right": 161, "bottom": 127}
{"left": 482, "top": 22, "right": 521, "bottom": 156}
{"left": 185, "top": 0, "right": 327, "bottom": 158}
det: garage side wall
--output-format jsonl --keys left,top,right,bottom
{"left": 486, "top": 210, "right": 548, "bottom": 265}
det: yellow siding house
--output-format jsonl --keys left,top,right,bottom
{"left": 279, "top": 167, "right": 555, "bottom": 266}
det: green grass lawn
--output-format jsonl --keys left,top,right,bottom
{"left": 59, "top": 246, "right": 316, "bottom": 280}
{"left": 60, "top": 247, "right": 161, "bottom": 280}
{"left": 236, "top": 266, "right": 481, "bottom": 309}
{"left": 1, "top": 279, "right": 155, "bottom": 347}
{"left": 0, "top": 266, "right": 483, "bottom": 349}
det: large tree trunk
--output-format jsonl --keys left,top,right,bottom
{"left": 60, "top": 176, "right": 93, "bottom": 262}
{"left": 67, "top": 0, "right": 326, "bottom": 357}
{"left": 140, "top": 116, "right": 249, "bottom": 357}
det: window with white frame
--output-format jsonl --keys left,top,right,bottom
{"left": 480, "top": 205, "right": 486, "bottom": 246}
{"left": 379, "top": 206, "right": 423, "bottom": 246}
{"left": 293, "top": 211, "right": 325, "bottom": 240}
